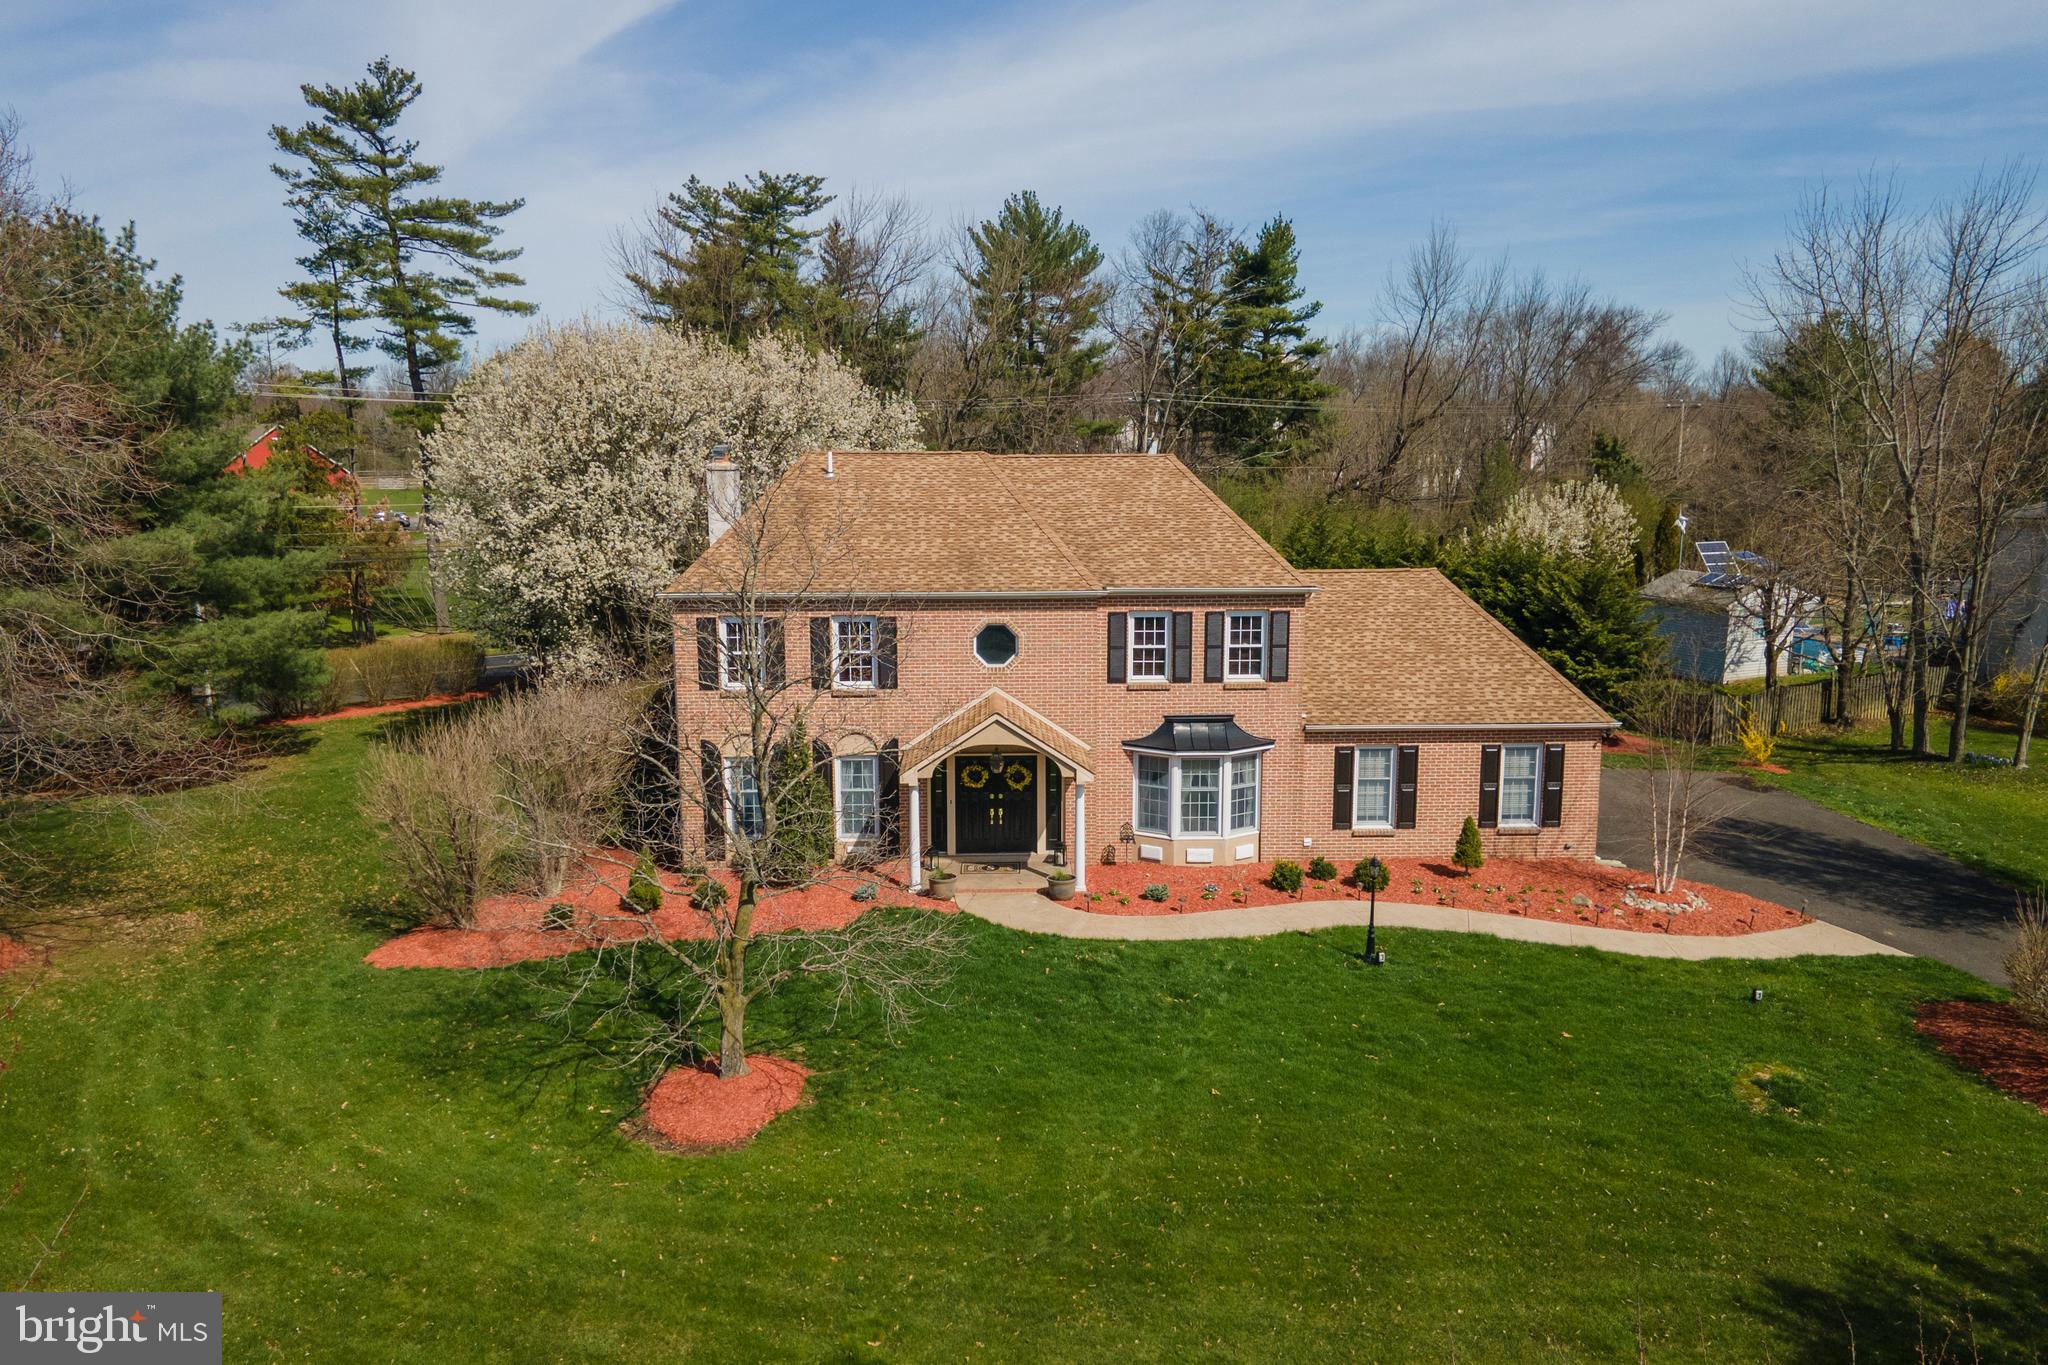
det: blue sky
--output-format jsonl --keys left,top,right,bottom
{"left": 5, "top": 0, "right": 2047, "bottom": 370}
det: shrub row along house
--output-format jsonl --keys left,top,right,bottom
{"left": 665, "top": 449, "right": 1613, "bottom": 891}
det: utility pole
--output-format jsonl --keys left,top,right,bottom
{"left": 1664, "top": 399, "right": 1700, "bottom": 480}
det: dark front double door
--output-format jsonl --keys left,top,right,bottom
{"left": 954, "top": 755, "right": 1036, "bottom": 856}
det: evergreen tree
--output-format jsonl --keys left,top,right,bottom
{"left": 809, "top": 213, "right": 921, "bottom": 391}
{"left": 266, "top": 187, "right": 373, "bottom": 397}
{"left": 626, "top": 171, "right": 833, "bottom": 343}
{"left": 1144, "top": 211, "right": 1235, "bottom": 457}
{"left": 1588, "top": 431, "right": 1643, "bottom": 487}
{"left": 1200, "top": 216, "right": 1327, "bottom": 464}
{"left": 963, "top": 190, "right": 1110, "bottom": 449}
{"left": 271, "top": 57, "right": 533, "bottom": 403}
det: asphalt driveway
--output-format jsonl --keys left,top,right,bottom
{"left": 1598, "top": 767, "right": 2019, "bottom": 984}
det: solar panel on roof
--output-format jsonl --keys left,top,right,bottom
{"left": 1695, "top": 540, "right": 1731, "bottom": 573}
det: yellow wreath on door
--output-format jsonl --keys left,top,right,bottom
{"left": 959, "top": 762, "right": 990, "bottom": 790}
{"left": 1003, "top": 761, "right": 1031, "bottom": 791}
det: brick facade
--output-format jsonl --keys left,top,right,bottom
{"left": 669, "top": 596, "right": 1605, "bottom": 868}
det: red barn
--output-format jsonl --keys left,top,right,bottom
{"left": 225, "top": 426, "right": 358, "bottom": 492}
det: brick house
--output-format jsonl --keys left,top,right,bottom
{"left": 666, "top": 449, "right": 1613, "bottom": 892}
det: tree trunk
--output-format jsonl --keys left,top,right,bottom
{"left": 2017, "top": 644, "right": 2048, "bottom": 771}
{"left": 715, "top": 877, "right": 758, "bottom": 1080}
{"left": 1947, "top": 659, "right": 1975, "bottom": 764}
{"left": 1907, "top": 570, "right": 1931, "bottom": 755}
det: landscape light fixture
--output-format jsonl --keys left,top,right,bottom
{"left": 1364, "top": 856, "right": 1388, "bottom": 966}
{"left": 1750, "top": 988, "right": 1765, "bottom": 1003}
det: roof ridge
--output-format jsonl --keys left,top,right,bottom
{"left": 1153, "top": 455, "right": 1307, "bottom": 588}
{"left": 980, "top": 451, "right": 1101, "bottom": 589}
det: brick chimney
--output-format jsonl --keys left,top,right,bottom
{"left": 704, "top": 445, "right": 739, "bottom": 544}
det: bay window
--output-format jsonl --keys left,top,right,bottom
{"left": 1180, "top": 758, "right": 1220, "bottom": 834}
{"left": 1500, "top": 743, "right": 1542, "bottom": 827}
{"left": 1135, "top": 755, "right": 1171, "bottom": 834}
{"left": 1352, "top": 746, "right": 1396, "bottom": 829}
{"left": 1130, "top": 751, "right": 1264, "bottom": 838}
{"left": 1229, "top": 755, "right": 1260, "bottom": 833}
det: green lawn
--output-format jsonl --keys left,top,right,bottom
{"left": 1607, "top": 718, "right": 2048, "bottom": 891}
{"left": 2, "top": 719, "right": 2043, "bottom": 1361}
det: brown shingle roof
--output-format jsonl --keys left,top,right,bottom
{"left": 665, "top": 450, "right": 1305, "bottom": 596}
{"left": 1300, "top": 569, "right": 1614, "bottom": 729}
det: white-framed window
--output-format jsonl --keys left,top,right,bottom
{"left": 1180, "top": 758, "right": 1221, "bottom": 834}
{"left": 836, "top": 754, "right": 879, "bottom": 840}
{"left": 1225, "top": 611, "right": 1267, "bottom": 681}
{"left": 726, "top": 757, "right": 764, "bottom": 839}
{"left": 1500, "top": 743, "right": 1542, "bottom": 827}
{"left": 1128, "top": 612, "right": 1169, "bottom": 680}
{"left": 1229, "top": 754, "right": 1260, "bottom": 833}
{"left": 719, "top": 616, "right": 762, "bottom": 690}
{"left": 1352, "top": 745, "right": 1396, "bottom": 829}
{"left": 1132, "top": 751, "right": 1263, "bottom": 837}
{"left": 1134, "top": 754, "right": 1171, "bottom": 834}
{"left": 832, "top": 615, "right": 877, "bottom": 689}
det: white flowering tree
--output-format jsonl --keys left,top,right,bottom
{"left": 1478, "top": 478, "right": 1642, "bottom": 572}
{"left": 428, "top": 322, "right": 921, "bottom": 674}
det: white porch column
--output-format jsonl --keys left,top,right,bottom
{"left": 908, "top": 778, "right": 924, "bottom": 892}
{"left": 1073, "top": 783, "right": 1087, "bottom": 894}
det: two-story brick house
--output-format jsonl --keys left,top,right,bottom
{"left": 666, "top": 449, "right": 1613, "bottom": 893}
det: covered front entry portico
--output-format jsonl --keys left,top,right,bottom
{"left": 900, "top": 689, "right": 1094, "bottom": 892}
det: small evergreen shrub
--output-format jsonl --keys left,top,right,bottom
{"left": 1269, "top": 860, "right": 1305, "bottom": 894}
{"left": 1354, "top": 858, "right": 1391, "bottom": 894}
{"left": 541, "top": 901, "right": 576, "bottom": 932}
{"left": 1307, "top": 856, "right": 1338, "bottom": 882}
{"left": 1453, "top": 817, "right": 1485, "bottom": 873}
{"left": 625, "top": 849, "right": 665, "bottom": 915}
{"left": 1142, "top": 883, "right": 1170, "bottom": 902}
{"left": 852, "top": 881, "right": 878, "bottom": 902}
{"left": 690, "top": 875, "right": 728, "bottom": 913}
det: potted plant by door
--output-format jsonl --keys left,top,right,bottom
{"left": 1043, "top": 867, "right": 1077, "bottom": 901}
{"left": 925, "top": 867, "right": 957, "bottom": 901}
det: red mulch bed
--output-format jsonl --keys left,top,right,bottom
{"left": 0, "top": 935, "right": 35, "bottom": 973}
{"left": 366, "top": 853, "right": 954, "bottom": 969}
{"left": 1602, "top": 731, "right": 1663, "bottom": 757}
{"left": 639, "top": 1055, "right": 810, "bottom": 1151}
{"left": 1077, "top": 857, "right": 1808, "bottom": 936}
{"left": 279, "top": 691, "right": 488, "bottom": 726}
{"left": 1916, "top": 1000, "right": 2048, "bottom": 1114}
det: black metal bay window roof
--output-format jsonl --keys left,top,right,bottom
{"left": 1122, "top": 714, "right": 1275, "bottom": 757}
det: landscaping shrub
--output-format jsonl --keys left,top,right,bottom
{"left": 1735, "top": 705, "right": 1778, "bottom": 766}
{"left": 1307, "top": 856, "right": 1337, "bottom": 882}
{"left": 1269, "top": 860, "right": 1305, "bottom": 894}
{"left": 1981, "top": 670, "right": 2048, "bottom": 728}
{"left": 322, "top": 633, "right": 483, "bottom": 709}
{"left": 542, "top": 901, "right": 575, "bottom": 932}
{"left": 2008, "top": 891, "right": 2048, "bottom": 1029}
{"left": 1454, "top": 817, "right": 1485, "bottom": 872}
{"left": 852, "top": 881, "right": 878, "bottom": 902}
{"left": 625, "top": 849, "right": 665, "bottom": 915}
{"left": 362, "top": 716, "right": 515, "bottom": 928}
{"left": 762, "top": 714, "right": 835, "bottom": 883}
{"left": 1142, "top": 883, "right": 1170, "bottom": 902}
{"left": 1354, "top": 858, "right": 1391, "bottom": 894}
{"left": 690, "top": 875, "right": 728, "bottom": 913}
{"left": 476, "top": 683, "right": 635, "bottom": 897}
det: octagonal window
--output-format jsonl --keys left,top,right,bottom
{"left": 974, "top": 623, "right": 1018, "bottom": 667}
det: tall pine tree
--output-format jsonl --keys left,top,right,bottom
{"left": 625, "top": 172, "right": 832, "bottom": 343}
{"left": 271, "top": 57, "right": 533, "bottom": 403}
{"left": 1199, "top": 216, "right": 1327, "bottom": 466}
{"left": 962, "top": 190, "right": 1110, "bottom": 449}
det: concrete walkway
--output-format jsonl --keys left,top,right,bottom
{"left": 953, "top": 891, "right": 1907, "bottom": 961}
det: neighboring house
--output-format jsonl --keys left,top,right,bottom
{"left": 1979, "top": 501, "right": 2048, "bottom": 679}
{"left": 666, "top": 450, "right": 1613, "bottom": 891}
{"left": 224, "top": 425, "right": 358, "bottom": 493}
{"left": 1640, "top": 570, "right": 1803, "bottom": 684}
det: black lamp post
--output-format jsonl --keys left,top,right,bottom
{"left": 1362, "top": 856, "right": 1389, "bottom": 965}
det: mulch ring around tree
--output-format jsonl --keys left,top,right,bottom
{"left": 278, "top": 691, "right": 489, "bottom": 726}
{"left": 1915, "top": 1000, "right": 2048, "bottom": 1114}
{"left": 627, "top": 1055, "right": 812, "bottom": 1154}
{"left": 1076, "top": 857, "right": 1808, "bottom": 936}
{"left": 364, "top": 855, "right": 956, "bottom": 970}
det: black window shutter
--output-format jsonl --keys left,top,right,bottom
{"left": 1107, "top": 612, "right": 1127, "bottom": 683}
{"left": 1171, "top": 611, "right": 1192, "bottom": 682}
{"left": 1541, "top": 742, "right": 1566, "bottom": 828}
{"left": 1396, "top": 745, "right": 1419, "bottom": 829}
{"left": 878, "top": 740, "right": 901, "bottom": 855}
{"left": 1204, "top": 612, "right": 1225, "bottom": 682}
{"left": 1478, "top": 744, "right": 1502, "bottom": 828}
{"left": 809, "top": 617, "right": 830, "bottom": 688}
{"left": 763, "top": 617, "right": 786, "bottom": 688}
{"left": 1269, "top": 610, "right": 1291, "bottom": 682}
{"left": 929, "top": 762, "right": 947, "bottom": 853}
{"left": 1044, "top": 766, "right": 1064, "bottom": 858}
{"left": 695, "top": 617, "right": 718, "bottom": 689}
{"left": 877, "top": 617, "right": 899, "bottom": 689}
{"left": 1332, "top": 746, "right": 1354, "bottom": 829}
{"left": 699, "top": 741, "right": 726, "bottom": 856}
